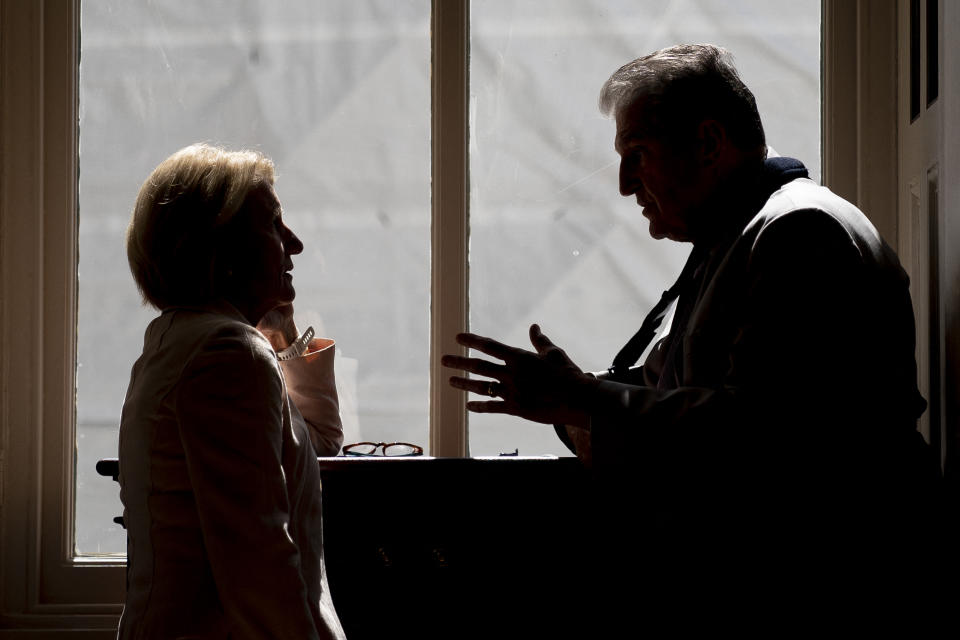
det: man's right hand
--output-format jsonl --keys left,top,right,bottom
{"left": 441, "top": 324, "right": 597, "bottom": 429}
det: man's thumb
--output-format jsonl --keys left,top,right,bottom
{"left": 529, "top": 323, "right": 553, "bottom": 354}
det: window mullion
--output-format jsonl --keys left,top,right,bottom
{"left": 429, "top": 0, "right": 470, "bottom": 457}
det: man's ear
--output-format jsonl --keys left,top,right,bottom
{"left": 697, "top": 119, "right": 726, "bottom": 167}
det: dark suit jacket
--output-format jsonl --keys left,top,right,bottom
{"left": 569, "top": 161, "right": 935, "bottom": 561}
{"left": 558, "top": 156, "right": 942, "bottom": 633}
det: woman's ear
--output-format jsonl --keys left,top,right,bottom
{"left": 209, "top": 230, "right": 239, "bottom": 295}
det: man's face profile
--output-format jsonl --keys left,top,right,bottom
{"left": 614, "top": 98, "right": 706, "bottom": 243}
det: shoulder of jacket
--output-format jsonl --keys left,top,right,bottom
{"left": 166, "top": 308, "right": 257, "bottom": 342}
{"left": 165, "top": 309, "right": 276, "bottom": 374}
{"left": 743, "top": 178, "right": 872, "bottom": 240}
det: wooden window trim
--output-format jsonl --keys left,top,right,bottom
{"left": 1, "top": 1, "right": 845, "bottom": 633}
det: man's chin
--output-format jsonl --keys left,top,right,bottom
{"left": 646, "top": 219, "right": 669, "bottom": 241}
{"left": 645, "top": 216, "right": 689, "bottom": 242}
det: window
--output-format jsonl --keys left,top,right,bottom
{"left": 76, "top": 0, "right": 432, "bottom": 556}
{"left": 1, "top": 0, "right": 825, "bottom": 631}
{"left": 467, "top": 0, "right": 821, "bottom": 454}
{"left": 75, "top": 0, "right": 821, "bottom": 553}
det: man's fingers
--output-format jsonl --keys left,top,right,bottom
{"left": 440, "top": 355, "right": 506, "bottom": 379}
{"left": 528, "top": 323, "right": 554, "bottom": 354}
{"left": 530, "top": 324, "right": 572, "bottom": 365}
{"left": 455, "top": 332, "right": 519, "bottom": 360}
{"left": 449, "top": 375, "right": 500, "bottom": 397}
{"left": 465, "top": 400, "right": 513, "bottom": 414}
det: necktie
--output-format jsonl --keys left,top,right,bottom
{"left": 608, "top": 248, "right": 703, "bottom": 376}
{"left": 607, "top": 158, "right": 808, "bottom": 378}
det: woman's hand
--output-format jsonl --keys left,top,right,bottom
{"left": 256, "top": 303, "right": 299, "bottom": 352}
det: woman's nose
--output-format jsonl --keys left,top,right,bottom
{"left": 286, "top": 227, "right": 304, "bottom": 255}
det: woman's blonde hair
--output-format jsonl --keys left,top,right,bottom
{"left": 127, "top": 143, "right": 275, "bottom": 309}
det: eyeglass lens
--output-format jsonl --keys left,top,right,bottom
{"left": 344, "top": 442, "right": 422, "bottom": 456}
{"left": 382, "top": 443, "right": 420, "bottom": 456}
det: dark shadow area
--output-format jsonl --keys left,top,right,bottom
{"left": 318, "top": 457, "right": 593, "bottom": 639}
{"left": 99, "top": 455, "right": 960, "bottom": 635}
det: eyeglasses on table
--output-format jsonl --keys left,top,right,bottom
{"left": 342, "top": 441, "right": 424, "bottom": 457}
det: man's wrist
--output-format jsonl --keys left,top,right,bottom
{"left": 570, "top": 371, "right": 601, "bottom": 411}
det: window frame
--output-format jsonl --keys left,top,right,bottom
{"left": 1, "top": 0, "right": 128, "bottom": 625}
{"left": 0, "top": 0, "right": 853, "bottom": 633}
{"left": 0, "top": 0, "right": 470, "bottom": 630}
{"left": 430, "top": 0, "right": 469, "bottom": 457}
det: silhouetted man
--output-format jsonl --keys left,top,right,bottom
{"left": 443, "top": 44, "right": 937, "bottom": 618}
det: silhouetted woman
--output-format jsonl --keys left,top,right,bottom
{"left": 118, "top": 143, "right": 345, "bottom": 639}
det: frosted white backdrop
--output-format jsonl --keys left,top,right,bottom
{"left": 468, "top": 0, "right": 821, "bottom": 455}
{"left": 76, "top": 0, "right": 819, "bottom": 553}
{"left": 77, "top": 1, "right": 431, "bottom": 554}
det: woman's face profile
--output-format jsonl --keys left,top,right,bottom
{"left": 223, "top": 182, "right": 304, "bottom": 323}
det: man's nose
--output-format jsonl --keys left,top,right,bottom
{"left": 619, "top": 162, "right": 635, "bottom": 196}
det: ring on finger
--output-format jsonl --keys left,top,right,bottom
{"left": 485, "top": 381, "right": 498, "bottom": 397}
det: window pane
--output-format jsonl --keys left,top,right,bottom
{"left": 468, "top": 0, "right": 821, "bottom": 455}
{"left": 76, "top": 0, "right": 430, "bottom": 555}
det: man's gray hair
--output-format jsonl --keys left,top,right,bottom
{"left": 599, "top": 44, "right": 766, "bottom": 155}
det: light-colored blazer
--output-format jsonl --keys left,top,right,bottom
{"left": 118, "top": 300, "right": 346, "bottom": 640}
